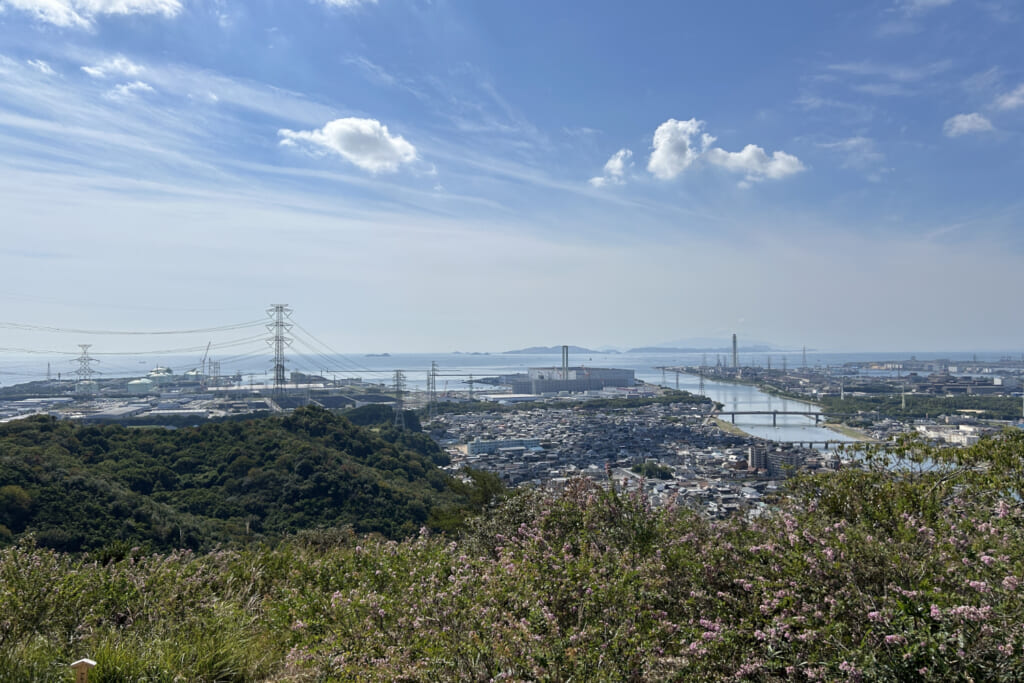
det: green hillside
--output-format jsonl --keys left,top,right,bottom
{"left": 0, "top": 406, "right": 492, "bottom": 552}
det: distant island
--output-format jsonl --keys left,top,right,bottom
{"left": 365, "top": 352, "right": 391, "bottom": 357}
{"left": 503, "top": 345, "right": 616, "bottom": 355}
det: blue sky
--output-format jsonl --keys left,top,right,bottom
{"left": 0, "top": 0, "right": 1022, "bottom": 355}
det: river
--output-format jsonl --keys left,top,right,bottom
{"left": 345, "top": 351, "right": 861, "bottom": 446}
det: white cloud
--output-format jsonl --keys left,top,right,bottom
{"left": 278, "top": 117, "right": 418, "bottom": 173}
{"left": 827, "top": 60, "right": 952, "bottom": 83}
{"left": 994, "top": 83, "right": 1024, "bottom": 110}
{"left": 943, "top": 112, "right": 994, "bottom": 137}
{"left": 853, "top": 82, "right": 915, "bottom": 97}
{"left": 82, "top": 55, "right": 143, "bottom": 78}
{"left": 899, "top": 0, "right": 954, "bottom": 13}
{"left": 646, "top": 117, "right": 802, "bottom": 185}
{"left": 647, "top": 118, "right": 716, "bottom": 180}
{"left": 589, "top": 148, "right": 632, "bottom": 187}
{"left": 26, "top": 59, "right": 54, "bottom": 75}
{"left": 2, "top": 0, "right": 181, "bottom": 27}
{"left": 105, "top": 80, "right": 154, "bottom": 99}
{"left": 75, "top": 0, "right": 179, "bottom": 14}
{"left": 818, "top": 137, "right": 887, "bottom": 181}
{"left": 315, "top": 0, "right": 376, "bottom": 7}
{"left": 603, "top": 148, "right": 631, "bottom": 178}
{"left": 705, "top": 145, "right": 805, "bottom": 183}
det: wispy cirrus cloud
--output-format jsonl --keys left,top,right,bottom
{"left": 82, "top": 55, "right": 143, "bottom": 78}
{"left": 1, "top": 0, "right": 181, "bottom": 28}
{"left": 994, "top": 83, "right": 1024, "bottom": 110}
{"left": 827, "top": 60, "right": 952, "bottom": 83}
{"left": 824, "top": 60, "right": 952, "bottom": 99}
{"left": 898, "top": 0, "right": 955, "bottom": 14}
{"left": 345, "top": 56, "right": 429, "bottom": 102}
{"left": 313, "top": 0, "right": 376, "bottom": 9}
{"left": 26, "top": 59, "right": 55, "bottom": 75}
{"left": 877, "top": 0, "right": 955, "bottom": 34}
{"left": 818, "top": 137, "right": 887, "bottom": 181}
{"left": 105, "top": 80, "right": 154, "bottom": 100}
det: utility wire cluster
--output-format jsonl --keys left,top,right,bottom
{"left": 0, "top": 310, "right": 394, "bottom": 384}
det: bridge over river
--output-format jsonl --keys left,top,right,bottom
{"left": 717, "top": 410, "right": 857, "bottom": 426}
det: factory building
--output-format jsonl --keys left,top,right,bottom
{"left": 506, "top": 366, "right": 635, "bottom": 394}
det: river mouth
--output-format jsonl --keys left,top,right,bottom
{"left": 651, "top": 372, "right": 861, "bottom": 447}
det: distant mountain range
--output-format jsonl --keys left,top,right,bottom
{"left": 503, "top": 340, "right": 787, "bottom": 355}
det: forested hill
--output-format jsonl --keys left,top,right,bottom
{"left": 0, "top": 406, "right": 495, "bottom": 553}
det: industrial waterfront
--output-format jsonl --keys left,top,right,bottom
{"left": 4, "top": 346, "right": 1020, "bottom": 445}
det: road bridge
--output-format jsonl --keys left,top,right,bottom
{"left": 718, "top": 410, "right": 858, "bottom": 426}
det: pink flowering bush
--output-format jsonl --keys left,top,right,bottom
{"left": 0, "top": 431, "right": 1022, "bottom": 681}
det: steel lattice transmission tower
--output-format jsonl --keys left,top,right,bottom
{"left": 74, "top": 344, "right": 99, "bottom": 394}
{"left": 393, "top": 369, "right": 407, "bottom": 429}
{"left": 266, "top": 304, "right": 293, "bottom": 397}
{"left": 427, "top": 361, "right": 439, "bottom": 420}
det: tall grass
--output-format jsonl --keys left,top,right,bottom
{"left": 1, "top": 432, "right": 1023, "bottom": 680}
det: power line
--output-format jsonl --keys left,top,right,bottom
{"left": 0, "top": 334, "right": 267, "bottom": 357}
{"left": 290, "top": 321, "right": 389, "bottom": 379}
{"left": 0, "top": 320, "right": 266, "bottom": 336}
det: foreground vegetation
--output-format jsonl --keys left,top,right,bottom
{"left": 2, "top": 429, "right": 1023, "bottom": 681}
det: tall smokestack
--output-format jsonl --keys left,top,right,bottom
{"left": 732, "top": 334, "right": 738, "bottom": 369}
{"left": 562, "top": 345, "right": 569, "bottom": 381}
